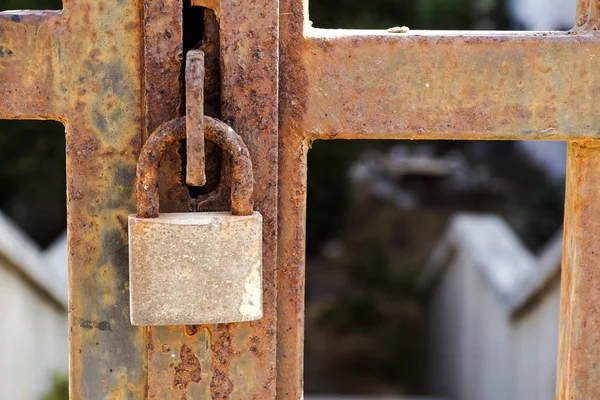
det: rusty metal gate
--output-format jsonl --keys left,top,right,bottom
{"left": 0, "top": 0, "right": 598, "bottom": 398}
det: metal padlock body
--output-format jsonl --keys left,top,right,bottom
{"left": 129, "top": 117, "right": 262, "bottom": 326}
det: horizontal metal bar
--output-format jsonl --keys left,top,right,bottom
{"left": 295, "top": 29, "right": 600, "bottom": 141}
{"left": 0, "top": 11, "right": 61, "bottom": 119}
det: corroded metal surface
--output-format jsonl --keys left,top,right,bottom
{"left": 3, "top": 0, "right": 600, "bottom": 397}
{"left": 135, "top": 117, "right": 254, "bottom": 218}
{"left": 185, "top": 51, "right": 207, "bottom": 187}
{"left": 555, "top": 3, "right": 600, "bottom": 397}
{"left": 299, "top": 31, "right": 600, "bottom": 141}
{"left": 0, "top": 11, "right": 60, "bottom": 120}
{"left": 217, "top": 0, "right": 280, "bottom": 397}
{"left": 146, "top": 0, "right": 279, "bottom": 398}
{"left": 0, "top": 3, "right": 148, "bottom": 399}
{"left": 201, "top": 10, "right": 221, "bottom": 119}
{"left": 276, "top": 0, "right": 600, "bottom": 399}
{"left": 143, "top": 0, "right": 183, "bottom": 140}
{"left": 557, "top": 142, "right": 600, "bottom": 399}
{"left": 577, "top": 0, "right": 600, "bottom": 30}
{"left": 278, "top": 1, "right": 308, "bottom": 397}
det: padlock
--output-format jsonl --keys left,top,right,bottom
{"left": 128, "top": 117, "right": 262, "bottom": 326}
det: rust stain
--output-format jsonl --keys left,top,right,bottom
{"left": 77, "top": 318, "right": 113, "bottom": 332}
{"left": 3, "top": 0, "right": 599, "bottom": 397}
{"left": 556, "top": 142, "right": 600, "bottom": 399}
{"left": 218, "top": 0, "right": 280, "bottom": 396}
{"left": 299, "top": 32, "right": 600, "bottom": 140}
{"left": 209, "top": 324, "right": 236, "bottom": 399}
{"left": 174, "top": 344, "right": 203, "bottom": 393}
{"left": 185, "top": 325, "right": 201, "bottom": 336}
{"left": 185, "top": 50, "right": 207, "bottom": 187}
{"left": 277, "top": 0, "right": 600, "bottom": 398}
{"left": 135, "top": 116, "right": 254, "bottom": 218}
{"left": 0, "top": 1, "right": 148, "bottom": 398}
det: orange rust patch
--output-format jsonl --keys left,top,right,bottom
{"left": 174, "top": 344, "right": 203, "bottom": 393}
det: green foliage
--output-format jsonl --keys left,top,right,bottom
{"left": 310, "top": 0, "right": 511, "bottom": 29}
{"left": 417, "top": 0, "right": 511, "bottom": 30}
{"left": 42, "top": 374, "right": 68, "bottom": 400}
{"left": 0, "top": 120, "right": 66, "bottom": 247}
{"left": 306, "top": 140, "right": 362, "bottom": 254}
{"left": 310, "top": 0, "right": 416, "bottom": 29}
{"left": 305, "top": 205, "right": 448, "bottom": 394}
{"left": 0, "top": 0, "right": 61, "bottom": 10}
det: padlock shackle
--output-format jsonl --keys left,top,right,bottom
{"left": 136, "top": 116, "right": 254, "bottom": 218}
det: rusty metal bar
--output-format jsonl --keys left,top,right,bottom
{"left": 277, "top": 1, "right": 310, "bottom": 397}
{"left": 3, "top": 0, "right": 600, "bottom": 397}
{"left": 0, "top": 11, "right": 61, "bottom": 119}
{"left": 277, "top": 132, "right": 308, "bottom": 399}
{"left": 142, "top": 0, "right": 183, "bottom": 140}
{"left": 185, "top": 50, "right": 207, "bottom": 187}
{"left": 576, "top": 0, "right": 600, "bottom": 29}
{"left": 556, "top": 142, "right": 600, "bottom": 398}
{"left": 61, "top": 0, "right": 147, "bottom": 396}
{"left": 146, "top": 0, "right": 279, "bottom": 397}
{"left": 277, "top": 3, "right": 308, "bottom": 397}
{"left": 295, "top": 30, "right": 600, "bottom": 141}
{"left": 1, "top": 1, "right": 149, "bottom": 397}
{"left": 218, "top": 0, "right": 279, "bottom": 396}
{"left": 136, "top": 116, "right": 253, "bottom": 218}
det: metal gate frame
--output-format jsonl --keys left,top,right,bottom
{"left": 0, "top": 0, "right": 599, "bottom": 398}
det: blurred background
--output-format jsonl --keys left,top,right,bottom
{"left": 304, "top": 1, "right": 571, "bottom": 399}
{"left": 0, "top": 0, "right": 573, "bottom": 398}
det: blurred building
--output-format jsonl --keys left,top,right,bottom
{"left": 0, "top": 211, "right": 68, "bottom": 399}
{"left": 419, "top": 214, "right": 562, "bottom": 400}
{"left": 510, "top": 0, "right": 575, "bottom": 30}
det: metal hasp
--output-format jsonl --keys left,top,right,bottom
{"left": 0, "top": 0, "right": 599, "bottom": 398}
{"left": 129, "top": 116, "right": 262, "bottom": 326}
{"left": 185, "top": 50, "right": 207, "bottom": 187}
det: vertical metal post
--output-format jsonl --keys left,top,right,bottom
{"left": 557, "top": 143, "right": 600, "bottom": 398}
{"left": 145, "top": 0, "right": 280, "bottom": 397}
{"left": 555, "top": 2, "right": 600, "bottom": 397}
